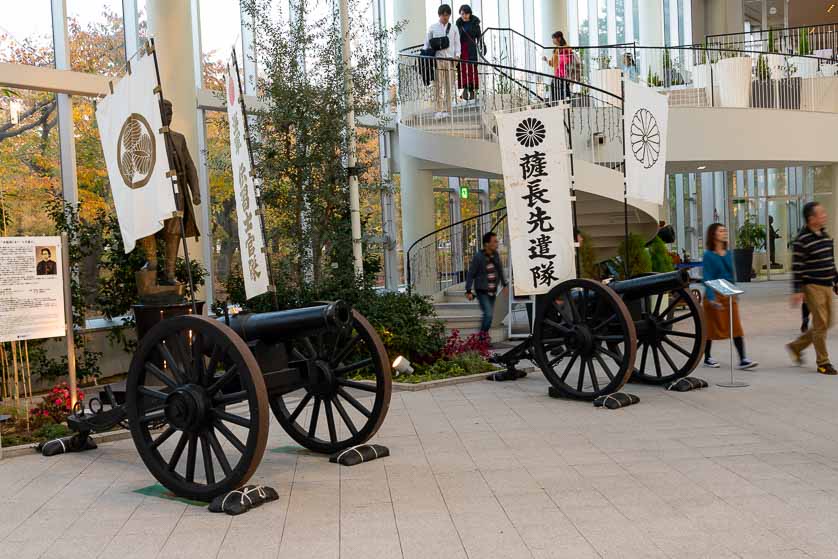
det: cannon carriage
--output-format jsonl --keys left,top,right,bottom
{"left": 68, "top": 302, "right": 392, "bottom": 501}
{"left": 499, "top": 269, "right": 706, "bottom": 400}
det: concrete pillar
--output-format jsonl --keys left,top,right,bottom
{"left": 394, "top": 0, "right": 427, "bottom": 53}
{"left": 638, "top": 0, "right": 664, "bottom": 45}
{"left": 541, "top": 0, "right": 568, "bottom": 45}
{"left": 703, "top": 0, "right": 744, "bottom": 37}
{"left": 147, "top": 0, "right": 206, "bottom": 287}
{"left": 399, "top": 155, "right": 436, "bottom": 290}
{"left": 638, "top": 0, "right": 664, "bottom": 79}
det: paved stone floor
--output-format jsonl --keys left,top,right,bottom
{"left": 4, "top": 282, "right": 838, "bottom": 558}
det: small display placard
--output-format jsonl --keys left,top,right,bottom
{"left": 0, "top": 236, "right": 66, "bottom": 343}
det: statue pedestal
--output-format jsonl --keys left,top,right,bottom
{"left": 136, "top": 270, "right": 186, "bottom": 305}
{"left": 132, "top": 301, "right": 205, "bottom": 342}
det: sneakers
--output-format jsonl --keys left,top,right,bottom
{"left": 703, "top": 358, "right": 720, "bottom": 368}
{"left": 818, "top": 363, "right": 838, "bottom": 375}
{"left": 737, "top": 359, "right": 758, "bottom": 370}
{"left": 786, "top": 343, "right": 804, "bottom": 366}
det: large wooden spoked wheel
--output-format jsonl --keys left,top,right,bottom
{"left": 126, "top": 315, "right": 269, "bottom": 502}
{"left": 631, "top": 288, "right": 706, "bottom": 384}
{"left": 270, "top": 310, "right": 392, "bottom": 454}
{"left": 533, "top": 279, "right": 637, "bottom": 400}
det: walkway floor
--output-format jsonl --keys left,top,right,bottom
{"left": 3, "top": 281, "right": 838, "bottom": 559}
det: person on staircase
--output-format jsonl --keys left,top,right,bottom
{"left": 424, "top": 4, "right": 461, "bottom": 120}
{"left": 543, "top": 31, "right": 572, "bottom": 104}
{"left": 466, "top": 231, "right": 507, "bottom": 335}
{"left": 702, "top": 223, "right": 758, "bottom": 370}
{"left": 456, "top": 5, "right": 483, "bottom": 101}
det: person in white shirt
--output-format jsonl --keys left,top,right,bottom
{"left": 423, "top": 4, "right": 461, "bottom": 118}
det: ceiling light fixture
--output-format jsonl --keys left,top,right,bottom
{"left": 697, "top": 165, "right": 707, "bottom": 170}
{"left": 829, "top": 3, "right": 835, "bottom": 13}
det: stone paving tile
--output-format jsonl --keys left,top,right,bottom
{"left": 4, "top": 285, "right": 838, "bottom": 557}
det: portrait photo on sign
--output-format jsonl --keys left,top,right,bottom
{"left": 35, "top": 246, "right": 58, "bottom": 276}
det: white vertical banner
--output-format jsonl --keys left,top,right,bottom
{"left": 227, "top": 50, "right": 270, "bottom": 300}
{"left": 624, "top": 80, "right": 670, "bottom": 205}
{"left": 96, "top": 54, "right": 176, "bottom": 253}
{"left": 496, "top": 105, "right": 575, "bottom": 296}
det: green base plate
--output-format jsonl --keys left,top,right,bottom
{"left": 133, "top": 484, "right": 207, "bottom": 506}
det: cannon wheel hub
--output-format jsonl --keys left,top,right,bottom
{"left": 165, "top": 385, "right": 210, "bottom": 431}
{"left": 307, "top": 360, "right": 337, "bottom": 398}
{"left": 572, "top": 326, "right": 595, "bottom": 356}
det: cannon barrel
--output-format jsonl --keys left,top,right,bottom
{"left": 221, "top": 301, "right": 352, "bottom": 344}
{"left": 609, "top": 270, "right": 690, "bottom": 301}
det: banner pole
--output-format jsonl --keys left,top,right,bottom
{"left": 148, "top": 38, "right": 198, "bottom": 315}
{"left": 620, "top": 75, "right": 630, "bottom": 279}
{"left": 61, "top": 232, "right": 79, "bottom": 408}
{"left": 231, "top": 48, "right": 279, "bottom": 311}
{"left": 563, "top": 94, "right": 581, "bottom": 279}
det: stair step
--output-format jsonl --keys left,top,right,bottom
{"left": 434, "top": 302, "right": 480, "bottom": 316}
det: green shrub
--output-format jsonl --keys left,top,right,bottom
{"left": 737, "top": 216, "right": 767, "bottom": 250}
{"left": 578, "top": 230, "right": 600, "bottom": 280}
{"left": 218, "top": 267, "right": 445, "bottom": 364}
{"left": 616, "top": 233, "right": 652, "bottom": 279}
{"left": 756, "top": 54, "right": 771, "bottom": 80}
{"left": 649, "top": 236, "right": 675, "bottom": 273}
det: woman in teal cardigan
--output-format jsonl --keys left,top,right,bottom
{"left": 702, "top": 223, "right": 758, "bottom": 369}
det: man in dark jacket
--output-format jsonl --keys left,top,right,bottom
{"left": 787, "top": 201, "right": 838, "bottom": 375}
{"left": 465, "top": 232, "right": 507, "bottom": 335}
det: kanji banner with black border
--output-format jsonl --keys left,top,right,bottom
{"left": 226, "top": 50, "right": 270, "bottom": 300}
{"left": 496, "top": 105, "right": 575, "bottom": 296}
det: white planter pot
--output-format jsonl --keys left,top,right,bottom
{"left": 821, "top": 63, "right": 838, "bottom": 77}
{"left": 715, "top": 57, "right": 753, "bottom": 108}
{"left": 692, "top": 63, "right": 711, "bottom": 88}
{"left": 590, "top": 68, "right": 623, "bottom": 98}
{"left": 791, "top": 56, "right": 819, "bottom": 78}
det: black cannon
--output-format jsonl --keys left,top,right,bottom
{"left": 68, "top": 302, "right": 391, "bottom": 501}
{"left": 496, "top": 270, "right": 705, "bottom": 400}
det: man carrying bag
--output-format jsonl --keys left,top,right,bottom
{"left": 423, "top": 4, "right": 460, "bottom": 119}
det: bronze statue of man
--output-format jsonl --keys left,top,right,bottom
{"left": 137, "top": 99, "right": 201, "bottom": 287}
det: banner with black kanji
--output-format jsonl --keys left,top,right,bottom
{"left": 496, "top": 105, "right": 575, "bottom": 296}
{"left": 226, "top": 48, "right": 270, "bottom": 300}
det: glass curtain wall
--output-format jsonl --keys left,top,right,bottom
{"left": 664, "top": 166, "right": 828, "bottom": 281}
{"left": 567, "top": 0, "right": 691, "bottom": 47}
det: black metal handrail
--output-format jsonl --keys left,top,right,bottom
{"left": 706, "top": 22, "right": 838, "bottom": 40}
{"left": 398, "top": 47, "right": 624, "bottom": 103}
{"left": 406, "top": 206, "right": 507, "bottom": 291}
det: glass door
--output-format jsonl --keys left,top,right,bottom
{"left": 765, "top": 197, "right": 801, "bottom": 280}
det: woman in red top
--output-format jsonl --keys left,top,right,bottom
{"left": 543, "top": 31, "right": 572, "bottom": 103}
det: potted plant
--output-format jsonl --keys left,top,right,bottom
{"left": 767, "top": 28, "right": 776, "bottom": 53}
{"left": 734, "top": 217, "right": 767, "bottom": 282}
{"left": 791, "top": 27, "right": 818, "bottom": 77}
{"left": 778, "top": 59, "right": 801, "bottom": 109}
{"left": 751, "top": 54, "right": 775, "bottom": 108}
{"left": 595, "top": 54, "right": 611, "bottom": 70}
{"left": 646, "top": 67, "right": 662, "bottom": 88}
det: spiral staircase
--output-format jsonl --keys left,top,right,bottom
{"left": 397, "top": 28, "right": 838, "bottom": 339}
